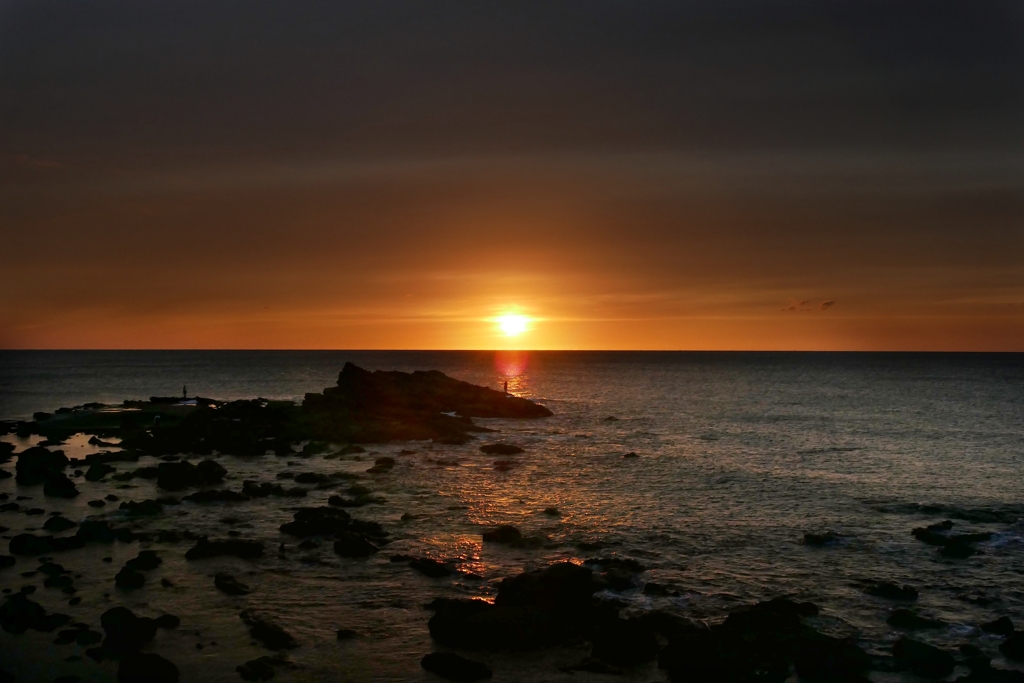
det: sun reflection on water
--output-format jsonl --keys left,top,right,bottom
{"left": 494, "top": 350, "right": 530, "bottom": 396}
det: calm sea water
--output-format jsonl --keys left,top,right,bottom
{"left": 0, "top": 351, "right": 1022, "bottom": 682}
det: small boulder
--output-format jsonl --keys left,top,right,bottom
{"left": 333, "top": 533, "right": 379, "bottom": 558}
{"left": 410, "top": 558, "right": 452, "bottom": 578}
{"left": 887, "top": 609, "right": 945, "bottom": 630}
{"left": 240, "top": 610, "right": 297, "bottom": 650}
{"left": 865, "top": 582, "right": 918, "bottom": 601}
{"left": 479, "top": 444, "right": 523, "bottom": 455}
{"left": 981, "top": 616, "right": 1014, "bottom": 636}
{"left": 590, "top": 617, "right": 659, "bottom": 666}
{"left": 803, "top": 531, "right": 843, "bottom": 546}
{"left": 215, "top": 573, "right": 251, "bottom": 596}
{"left": 114, "top": 567, "right": 145, "bottom": 589}
{"left": 482, "top": 525, "right": 521, "bottom": 544}
{"left": 43, "top": 516, "right": 77, "bottom": 533}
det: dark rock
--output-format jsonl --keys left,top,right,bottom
{"left": 126, "top": 550, "right": 162, "bottom": 571}
{"left": 215, "top": 573, "right": 251, "bottom": 595}
{"left": 336, "top": 629, "right": 357, "bottom": 640}
{"left": 333, "top": 533, "right": 379, "bottom": 558}
{"left": 100, "top": 606, "right": 157, "bottom": 655}
{"left": 119, "top": 499, "right": 163, "bottom": 516}
{"left": 85, "top": 463, "right": 115, "bottom": 481}
{"left": 10, "top": 534, "right": 85, "bottom": 555}
{"left": 280, "top": 506, "right": 350, "bottom": 536}
{"left": 43, "top": 472, "right": 79, "bottom": 498}
{"left": 196, "top": 459, "right": 227, "bottom": 485}
{"left": 366, "top": 457, "right": 395, "bottom": 474}
{"left": 185, "top": 538, "right": 264, "bottom": 560}
{"left": 88, "top": 500, "right": 106, "bottom": 508}
{"left": 0, "top": 556, "right": 13, "bottom": 569}
{"left": 301, "top": 363, "right": 551, "bottom": 444}
{"left": 542, "top": 507, "right": 560, "bottom": 516}
{"left": 803, "top": 531, "right": 843, "bottom": 546}
{"left": 118, "top": 652, "right": 179, "bottom": 683}
{"left": 43, "top": 516, "right": 77, "bottom": 533}
{"left": 428, "top": 563, "right": 601, "bottom": 650}
{"left": 941, "top": 541, "right": 979, "bottom": 558}
{"left": 1001, "top": 632, "right": 1024, "bottom": 661}
{"left": 421, "top": 652, "right": 493, "bottom": 682}
{"left": 15, "top": 447, "right": 69, "bottom": 486}
{"left": 887, "top": 609, "right": 945, "bottom": 630}
{"left": 235, "top": 655, "right": 291, "bottom": 682}
{"left": 480, "top": 444, "right": 524, "bottom": 455}
{"left": 154, "top": 614, "right": 180, "bottom": 629}
{"left": 893, "top": 637, "right": 955, "bottom": 678}
{"left": 115, "top": 567, "right": 145, "bottom": 589}
{"left": 242, "top": 481, "right": 285, "bottom": 498}
{"left": 981, "top": 616, "right": 1014, "bottom": 636}
{"left": 590, "top": 617, "right": 659, "bottom": 666}
{"left": 865, "top": 582, "right": 918, "bottom": 601}
{"left": 482, "top": 525, "right": 521, "bottom": 544}
{"left": 76, "top": 520, "right": 118, "bottom": 544}
{"left": 622, "top": 452, "right": 639, "bottom": 458}
{"left": 410, "top": 558, "right": 452, "bottom": 578}
{"left": 0, "top": 592, "right": 70, "bottom": 633}
{"left": 240, "top": 610, "right": 297, "bottom": 650}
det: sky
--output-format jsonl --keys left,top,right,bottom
{"left": 1, "top": 0, "right": 1022, "bottom": 350}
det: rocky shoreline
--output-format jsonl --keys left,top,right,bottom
{"left": 0, "top": 366, "right": 1021, "bottom": 682}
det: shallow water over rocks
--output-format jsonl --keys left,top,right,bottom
{"left": 0, "top": 351, "right": 1022, "bottom": 681}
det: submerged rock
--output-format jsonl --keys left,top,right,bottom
{"left": 215, "top": 573, "right": 251, "bottom": 595}
{"left": 865, "top": 582, "right": 918, "bottom": 601}
{"left": 334, "top": 533, "right": 379, "bottom": 558}
{"left": 981, "top": 616, "right": 1014, "bottom": 636}
{"left": 803, "top": 531, "right": 843, "bottom": 546}
{"left": 236, "top": 655, "right": 296, "bottom": 681}
{"left": 482, "top": 525, "right": 521, "bottom": 544}
{"left": 887, "top": 609, "right": 945, "bottom": 630}
{"left": 479, "top": 444, "right": 524, "bottom": 455}
{"left": 240, "top": 610, "right": 297, "bottom": 650}
{"left": 114, "top": 567, "right": 145, "bottom": 589}
{"left": 420, "top": 652, "right": 493, "bottom": 681}
{"left": 410, "top": 558, "right": 452, "bottom": 578}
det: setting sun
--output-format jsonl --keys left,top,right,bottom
{"left": 496, "top": 313, "right": 530, "bottom": 336}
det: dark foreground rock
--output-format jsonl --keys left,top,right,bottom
{"left": 236, "top": 655, "right": 296, "bottom": 681}
{"left": 0, "top": 592, "right": 70, "bottom": 633}
{"left": 659, "top": 598, "right": 868, "bottom": 683}
{"left": 893, "top": 637, "right": 955, "bottom": 678}
{"left": 301, "top": 363, "right": 552, "bottom": 443}
{"left": 101, "top": 607, "right": 157, "bottom": 656}
{"left": 157, "top": 459, "right": 226, "bottom": 491}
{"left": 428, "top": 562, "right": 602, "bottom": 650}
{"left": 118, "top": 652, "right": 179, "bottom": 683}
{"left": 1001, "top": 632, "right": 1024, "bottom": 661}
{"left": 15, "top": 447, "right": 69, "bottom": 486}
{"left": 421, "top": 652, "right": 493, "bottom": 682}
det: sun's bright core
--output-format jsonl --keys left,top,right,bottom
{"left": 496, "top": 313, "right": 530, "bottom": 336}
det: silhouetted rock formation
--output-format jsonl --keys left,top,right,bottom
{"left": 301, "top": 363, "right": 551, "bottom": 443}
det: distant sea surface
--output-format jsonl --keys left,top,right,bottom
{"left": 1, "top": 350, "right": 1023, "bottom": 681}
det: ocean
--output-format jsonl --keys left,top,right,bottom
{"left": 0, "top": 351, "right": 1023, "bottom": 681}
